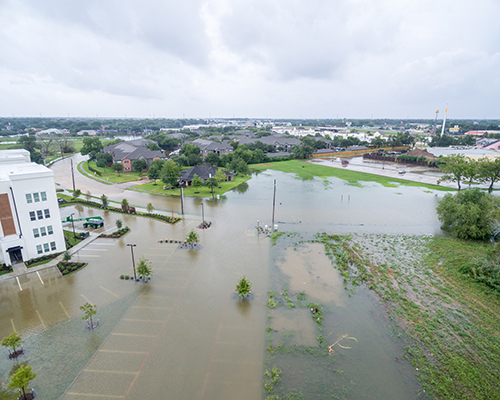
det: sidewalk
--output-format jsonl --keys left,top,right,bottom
{"left": 0, "top": 229, "right": 108, "bottom": 283}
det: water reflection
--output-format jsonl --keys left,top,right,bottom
{"left": 235, "top": 298, "right": 252, "bottom": 316}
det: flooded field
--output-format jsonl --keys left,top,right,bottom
{"left": 0, "top": 167, "right": 446, "bottom": 399}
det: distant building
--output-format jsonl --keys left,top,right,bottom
{"left": 0, "top": 150, "right": 66, "bottom": 266}
{"left": 102, "top": 139, "right": 166, "bottom": 172}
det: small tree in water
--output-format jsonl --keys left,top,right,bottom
{"left": 100, "top": 194, "right": 108, "bottom": 208}
{"left": 186, "top": 230, "right": 200, "bottom": 248}
{"left": 1, "top": 333, "right": 23, "bottom": 358}
{"left": 146, "top": 203, "right": 154, "bottom": 213}
{"left": 8, "top": 364, "right": 36, "bottom": 400}
{"left": 235, "top": 276, "right": 252, "bottom": 298}
{"left": 116, "top": 219, "right": 123, "bottom": 229}
{"left": 136, "top": 257, "right": 153, "bottom": 282}
{"left": 80, "top": 302, "right": 97, "bottom": 329}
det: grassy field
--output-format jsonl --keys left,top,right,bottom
{"left": 80, "top": 160, "right": 144, "bottom": 183}
{"left": 311, "top": 233, "right": 500, "bottom": 399}
{"left": 130, "top": 173, "right": 251, "bottom": 197}
{"left": 252, "top": 159, "right": 453, "bottom": 191}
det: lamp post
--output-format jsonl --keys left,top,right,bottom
{"left": 70, "top": 213, "right": 76, "bottom": 240}
{"left": 127, "top": 244, "right": 137, "bottom": 281}
{"left": 201, "top": 202, "right": 205, "bottom": 223}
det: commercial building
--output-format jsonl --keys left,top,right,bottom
{"left": 0, "top": 149, "right": 66, "bottom": 266}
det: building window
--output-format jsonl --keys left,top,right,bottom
{"left": 33, "top": 192, "right": 40, "bottom": 202}
{"left": 40, "top": 227, "right": 47, "bottom": 236}
{"left": 26, "top": 194, "right": 33, "bottom": 203}
{"left": 37, "top": 210, "right": 43, "bottom": 220}
{"left": 47, "top": 225, "right": 53, "bottom": 235}
{"left": 33, "top": 228, "right": 39, "bottom": 238}
{"left": 41, "top": 192, "right": 47, "bottom": 201}
{"left": 29, "top": 211, "right": 36, "bottom": 221}
{"left": 36, "top": 245, "right": 42, "bottom": 254}
{"left": 50, "top": 241, "right": 56, "bottom": 251}
{"left": 43, "top": 243, "right": 49, "bottom": 253}
{"left": 44, "top": 209, "right": 50, "bottom": 219}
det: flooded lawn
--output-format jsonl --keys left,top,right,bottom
{"left": 0, "top": 170, "right": 447, "bottom": 399}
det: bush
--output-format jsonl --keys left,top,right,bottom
{"left": 437, "top": 188, "right": 500, "bottom": 240}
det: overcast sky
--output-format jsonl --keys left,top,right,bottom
{"left": 1, "top": 0, "right": 499, "bottom": 119}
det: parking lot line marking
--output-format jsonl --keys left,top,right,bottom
{"left": 11, "top": 319, "right": 16, "bottom": 333}
{"left": 291, "top": 214, "right": 296, "bottom": 222}
{"left": 66, "top": 392, "right": 123, "bottom": 398}
{"left": 111, "top": 333, "right": 156, "bottom": 338}
{"left": 99, "top": 350, "right": 148, "bottom": 355}
{"left": 59, "top": 302, "right": 70, "bottom": 318}
{"left": 36, "top": 310, "right": 46, "bottom": 329}
{"left": 15, "top": 277, "right": 22, "bottom": 291}
{"left": 81, "top": 249, "right": 108, "bottom": 251}
{"left": 36, "top": 271, "right": 44, "bottom": 284}
{"left": 99, "top": 285, "right": 119, "bottom": 297}
{"left": 84, "top": 369, "right": 137, "bottom": 375}
{"left": 81, "top": 293, "right": 92, "bottom": 303}
{"left": 123, "top": 318, "right": 164, "bottom": 323}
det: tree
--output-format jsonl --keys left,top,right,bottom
{"left": 148, "top": 159, "right": 165, "bottom": 184}
{"left": 235, "top": 276, "right": 252, "bottom": 298}
{"left": 80, "top": 137, "right": 103, "bottom": 161}
{"left": 132, "top": 158, "right": 148, "bottom": 172}
{"left": 236, "top": 159, "right": 249, "bottom": 175}
{"left": 161, "top": 160, "right": 181, "bottom": 187}
{"left": 18, "top": 136, "right": 43, "bottom": 164}
{"left": 180, "top": 144, "right": 202, "bottom": 166}
{"left": 205, "top": 152, "right": 220, "bottom": 166}
{"left": 80, "top": 302, "right": 97, "bottom": 329}
{"left": 136, "top": 256, "right": 153, "bottom": 281}
{"left": 437, "top": 154, "right": 469, "bottom": 190}
{"left": 96, "top": 152, "right": 113, "bottom": 168}
{"left": 191, "top": 174, "right": 203, "bottom": 189}
{"left": 1, "top": 333, "right": 23, "bottom": 357}
{"left": 63, "top": 251, "right": 71, "bottom": 261}
{"left": 186, "top": 230, "right": 199, "bottom": 248}
{"left": 85, "top": 190, "right": 92, "bottom": 201}
{"left": 72, "top": 189, "right": 81, "bottom": 200}
{"left": 121, "top": 198, "right": 129, "bottom": 208}
{"left": 116, "top": 219, "right": 123, "bottom": 229}
{"left": 146, "top": 203, "right": 154, "bottom": 213}
{"left": 100, "top": 194, "right": 108, "bottom": 208}
{"left": 436, "top": 188, "right": 500, "bottom": 240}
{"left": 215, "top": 169, "right": 227, "bottom": 186}
{"left": 7, "top": 364, "right": 36, "bottom": 400}
{"left": 478, "top": 157, "right": 500, "bottom": 193}
{"left": 111, "top": 163, "right": 124, "bottom": 174}
{"left": 292, "top": 143, "right": 314, "bottom": 159}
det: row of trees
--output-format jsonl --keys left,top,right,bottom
{"left": 438, "top": 154, "right": 500, "bottom": 192}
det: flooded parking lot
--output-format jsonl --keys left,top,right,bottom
{"left": 0, "top": 165, "right": 445, "bottom": 399}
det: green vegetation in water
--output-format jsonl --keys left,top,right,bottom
{"left": 251, "top": 159, "right": 453, "bottom": 191}
{"left": 270, "top": 231, "right": 286, "bottom": 245}
{"left": 342, "top": 233, "right": 500, "bottom": 399}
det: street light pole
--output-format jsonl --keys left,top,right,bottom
{"left": 70, "top": 212, "right": 76, "bottom": 240}
{"left": 127, "top": 244, "right": 137, "bottom": 281}
{"left": 201, "top": 202, "right": 204, "bottom": 223}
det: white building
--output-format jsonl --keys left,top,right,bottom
{"left": 0, "top": 149, "right": 66, "bottom": 266}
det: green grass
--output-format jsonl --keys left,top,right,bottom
{"left": 318, "top": 233, "right": 500, "bottom": 399}
{"left": 80, "top": 160, "right": 144, "bottom": 183}
{"left": 251, "top": 159, "right": 454, "bottom": 191}
{"left": 131, "top": 174, "right": 251, "bottom": 197}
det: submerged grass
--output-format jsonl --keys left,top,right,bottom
{"left": 320, "top": 233, "right": 500, "bottom": 399}
{"left": 251, "top": 159, "right": 453, "bottom": 191}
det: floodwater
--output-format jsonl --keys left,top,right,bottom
{"left": 0, "top": 163, "right": 445, "bottom": 399}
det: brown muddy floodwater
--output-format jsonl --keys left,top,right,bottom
{"left": 0, "top": 169, "right": 443, "bottom": 399}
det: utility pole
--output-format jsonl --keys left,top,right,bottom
{"left": 127, "top": 244, "right": 137, "bottom": 281}
{"left": 271, "top": 179, "right": 276, "bottom": 233}
{"left": 71, "top": 159, "right": 76, "bottom": 191}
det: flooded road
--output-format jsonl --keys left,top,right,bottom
{"left": 0, "top": 160, "right": 444, "bottom": 399}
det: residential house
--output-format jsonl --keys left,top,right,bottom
{"left": 102, "top": 139, "right": 166, "bottom": 172}
{"left": 179, "top": 164, "right": 234, "bottom": 187}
